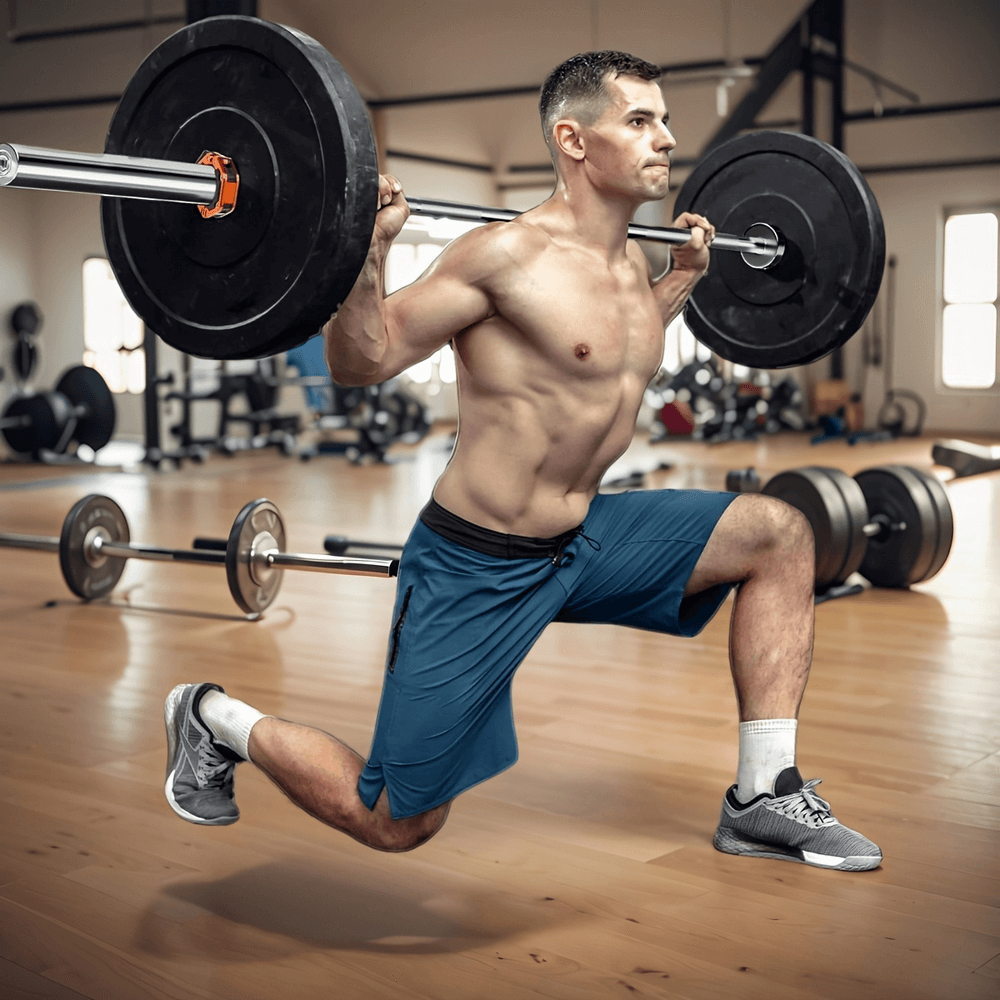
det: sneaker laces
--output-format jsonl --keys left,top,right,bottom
{"left": 194, "top": 735, "right": 236, "bottom": 788}
{"left": 770, "top": 778, "right": 836, "bottom": 828}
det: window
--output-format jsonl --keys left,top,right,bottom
{"left": 82, "top": 257, "right": 145, "bottom": 393}
{"left": 941, "top": 209, "right": 998, "bottom": 389}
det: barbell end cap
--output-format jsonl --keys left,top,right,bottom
{"left": 740, "top": 222, "right": 785, "bottom": 270}
{"left": 388, "top": 558, "right": 400, "bottom": 578}
{"left": 0, "top": 143, "right": 17, "bottom": 186}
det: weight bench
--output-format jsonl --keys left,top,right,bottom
{"left": 932, "top": 439, "right": 1000, "bottom": 479}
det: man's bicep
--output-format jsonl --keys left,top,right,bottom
{"left": 378, "top": 265, "right": 493, "bottom": 380}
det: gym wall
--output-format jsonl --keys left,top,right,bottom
{"left": 0, "top": 0, "right": 998, "bottom": 442}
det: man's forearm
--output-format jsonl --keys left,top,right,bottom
{"left": 652, "top": 265, "right": 705, "bottom": 328}
{"left": 323, "top": 247, "right": 391, "bottom": 385}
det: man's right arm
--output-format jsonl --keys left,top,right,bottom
{"left": 323, "top": 174, "right": 495, "bottom": 386}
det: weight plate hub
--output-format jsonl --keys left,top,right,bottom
{"left": 55, "top": 365, "right": 116, "bottom": 452}
{"left": 855, "top": 465, "right": 953, "bottom": 588}
{"left": 674, "top": 131, "right": 885, "bottom": 369}
{"left": 761, "top": 466, "right": 869, "bottom": 589}
{"left": 226, "top": 497, "right": 285, "bottom": 614}
{"left": 102, "top": 16, "right": 378, "bottom": 360}
{"left": 58, "top": 494, "right": 130, "bottom": 600}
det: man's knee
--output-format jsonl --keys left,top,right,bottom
{"left": 370, "top": 801, "right": 451, "bottom": 852}
{"left": 751, "top": 495, "right": 814, "bottom": 554}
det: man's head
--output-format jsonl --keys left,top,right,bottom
{"left": 539, "top": 51, "right": 674, "bottom": 200}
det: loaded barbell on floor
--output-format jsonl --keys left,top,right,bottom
{"left": 0, "top": 365, "right": 116, "bottom": 458}
{"left": 727, "top": 464, "right": 954, "bottom": 592}
{"left": 0, "top": 16, "right": 884, "bottom": 369}
{"left": 0, "top": 494, "right": 399, "bottom": 617}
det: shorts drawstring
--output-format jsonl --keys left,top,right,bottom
{"left": 551, "top": 528, "right": 601, "bottom": 567}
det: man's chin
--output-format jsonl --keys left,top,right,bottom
{"left": 640, "top": 180, "right": 670, "bottom": 202}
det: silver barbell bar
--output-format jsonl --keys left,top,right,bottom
{"left": 0, "top": 143, "right": 219, "bottom": 204}
{"left": 0, "top": 141, "right": 783, "bottom": 265}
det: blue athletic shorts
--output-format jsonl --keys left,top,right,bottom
{"left": 358, "top": 488, "right": 739, "bottom": 818}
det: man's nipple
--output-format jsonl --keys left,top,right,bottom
{"left": 574, "top": 343, "right": 591, "bottom": 360}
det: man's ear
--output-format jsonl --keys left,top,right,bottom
{"left": 553, "top": 119, "right": 587, "bottom": 162}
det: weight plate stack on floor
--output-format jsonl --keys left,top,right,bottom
{"left": 761, "top": 466, "right": 870, "bottom": 590}
{"left": 102, "top": 15, "right": 378, "bottom": 360}
{"left": 674, "top": 131, "right": 885, "bottom": 369}
{"left": 855, "top": 465, "right": 954, "bottom": 587}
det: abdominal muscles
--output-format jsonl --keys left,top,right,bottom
{"left": 434, "top": 329, "right": 654, "bottom": 537}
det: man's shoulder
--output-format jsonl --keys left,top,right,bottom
{"left": 460, "top": 217, "right": 550, "bottom": 259}
{"left": 436, "top": 218, "right": 550, "bottom": 284}
{"left": 625, "top": 237, "right": 655, "bottom": 280}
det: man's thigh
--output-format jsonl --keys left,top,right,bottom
{"left": 556, "top": 488, "right": 739, "bottom": 638}
{"left": 360, "top": 521, "right": 568, "bottom": 818}
{"left": 683, "top": 492, "right": 804, "bottom": 596}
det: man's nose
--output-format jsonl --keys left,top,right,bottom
{"left": 656, "top": 125, "right": 676, "bottom": 151}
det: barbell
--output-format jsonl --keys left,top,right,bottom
{"left": 0, "top": 494, "right": 398, "bottom": 617}
{"left": 0, "top": 365, "right": 116, "bottom": 457}
{"left": 0, "top": 16, "right": 885, "bottom": 369}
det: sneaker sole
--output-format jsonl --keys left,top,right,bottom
{"left": 714, "top": 826, "right": 881, "bottom": 871}
{"left": 164, "top": 683, "right": 238, "bottom": 827}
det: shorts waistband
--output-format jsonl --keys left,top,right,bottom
{"left": 419, "top": 497, "right": 585, "bottom": 562}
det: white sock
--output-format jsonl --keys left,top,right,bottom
{"left": 735, "top": 719, "right": 797, "bottom": 802}
{"left": 199, "top": 689, "right": 268, "bottom": 762}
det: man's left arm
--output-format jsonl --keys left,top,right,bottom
{"left": 648, "top": 211, "right": 715, "bottom": 327}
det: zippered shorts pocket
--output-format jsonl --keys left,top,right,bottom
{"left": 387, "top": 585, "right": 414, "bottom": 673}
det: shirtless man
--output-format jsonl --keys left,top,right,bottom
{"left": 165, "top": 52, "right": 881, "bottom": 871}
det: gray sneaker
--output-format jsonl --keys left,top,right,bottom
{"left": 714, "top": 767, "right": 882, "bottom": 871}
{"left": 164, "top": 682, "right": 242, "bottom": 825}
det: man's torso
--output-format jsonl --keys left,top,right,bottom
{"left": 433, "top": 219, "right": 666, "bottom": 537}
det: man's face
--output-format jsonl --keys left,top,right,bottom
{"left": 579, "top": 75, "right": 676, "bottom": 202}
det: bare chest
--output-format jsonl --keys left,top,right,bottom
{"left": 492, "top": 247, "right": 665, "bottom": 383}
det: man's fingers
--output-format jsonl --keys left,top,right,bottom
{"left": 674, "top": 211, "right": 714, "bottom": 243}
{"left": 378, "top": 174, "right": 403, "bottom": 207}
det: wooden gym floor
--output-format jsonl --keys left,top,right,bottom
{"left": 0, "top": 427, "right": 997, "bottom": 1000}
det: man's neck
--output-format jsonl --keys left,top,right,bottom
{"left": 540, "top": 183, "right": 639, "bottom": 262}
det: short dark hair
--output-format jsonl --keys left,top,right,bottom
{"left": 539, "top": 51, "right": 662, "bottom": 157}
